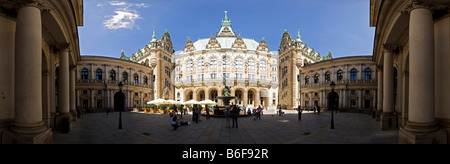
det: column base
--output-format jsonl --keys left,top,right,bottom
{"left": 380, "top": 112, "right": 398, "bottom": 131}
{"left": 55, "top": 113, "right": 72, "bottom": 133}
{"left": 2, "top": 122, "right": 53, "bottom": 144}
{"left": 71, "top": 110, "right": 78, "bottom": 121}
{"left": 375, "top": 110, "right": 382, "bottom": 121}
{"left": 399, "top": 121, "right": 447, "bottom": 144}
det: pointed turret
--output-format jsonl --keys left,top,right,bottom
{"left": 295, "top": 27, "right": 302, "bottom": 43}
{"left": 151, "top": 27, "right": 157, "bottom": 43}
{"left": 217, "top": 11, "right": 236, "bottom": 37}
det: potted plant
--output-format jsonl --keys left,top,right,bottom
{"left": 149, "top": 104, "right": 158, "bottom": 113}
{"left": 159, "top": 104, "right": 168, "bottom": 114}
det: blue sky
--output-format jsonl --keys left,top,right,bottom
{"left": 79, "top": 0, "right": 374, "bottom": 59}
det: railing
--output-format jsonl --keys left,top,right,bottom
{"left": 174, "top": 78, "right": 279, "bottom": 87}
{"left": 301, "top": 79, "right": 377, "bottom": 88}
{"left": 77, "top": 79, "right": 152, "bottom": 89}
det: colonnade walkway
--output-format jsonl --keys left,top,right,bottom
{"left": 53, "top": 110, "right": 398, "bottom": 144}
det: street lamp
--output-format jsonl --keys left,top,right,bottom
{"left": 118, "top": 82, "right": 123, "bottom": 129}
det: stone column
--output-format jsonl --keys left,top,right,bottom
{"left": 381, "top": 45, "right": 396, "bottom": 130}
{"left": 57, "top": 44, "right": 72, "bottom": 132}
{"left": 2, "top": 1, "right": 52, "bottom": 144}
{"left": 376, "top": 68, "right": 383, "bottom": 121}
{"left": 70, "top": 66, "right": 77, "bottom": 120}
{"left": 399, "top": 1, "right": 447, "bottom": 144}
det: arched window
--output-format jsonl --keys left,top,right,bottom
{"left": 96, "top": 69, "right": 102, "bottom": 80}
{"left": 134, "top": 74, "right": 139, "bottom": 84}
{"left": 110, "top": 70, "right": 116, "bottom": 81}
{"left": 123, "top": 72, "right": 128, "bottom": 82}
{"left": 314, "top": 74, "right": 319, "bottom": 83}
{"left": 337, "top": 70, "right": 343, "bottom": 81}
{"left": 248, "top": 58, "right": 255, "bottom": 70}
{"left": 236, "top": 57, "right": 243, "bottom": 69}
{"left": 325, "top": 72, "right": 331, "bottom": 82}
{"left": 350, "top": 69, "right": 357, "bottom": 80}
{"left": 210, "top": 58, "right": 217, "bottom": 69}
{"left": 260, "top": 60, "right": 266, "bottom": 71}
{"left": 364, "top": 68, "right": 372, "bottom": 80}
{"left": 305, "top": 76, "right": 310, "bottom": 85}
{"left": 222, "top": 57, "right": 230, "bottom": 68}
{"left": 81, "top": 68, "right": 89, "bottom": 80}
{"left": 197, "top": 58, "right": 205, "bottom": 70}
{"left": 144, "top": 76, "right": 148, "bottom": 85}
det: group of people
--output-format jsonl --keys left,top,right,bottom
{"left": 170, "top": 104, "right": 211, "bottom": 130}
{"left": 224, "top": 103, "right": 240, "bottom": 128}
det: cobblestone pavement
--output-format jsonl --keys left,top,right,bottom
{"left": 53, "top": 110, "right": 398, "bottom": 144}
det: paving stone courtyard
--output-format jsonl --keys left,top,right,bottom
{"left": 53, "top": 110, "right": 398, "bottom": 144}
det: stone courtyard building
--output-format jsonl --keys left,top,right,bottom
{"left": 299, "top": 56, "right": 377, "bottom": 112}
{"left": 370, "top": 0, "right": 450, "bottom": 143}
{"left": 76, "top": 56, "right": 154, "bottom": 111}
{"left": 0, "top": 0, "right": 83, "bottom": 144}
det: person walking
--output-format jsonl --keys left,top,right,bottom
{"left": 317, "top": 105, "right": 321, "bottom": 115}
{"left": 231, "top": 104, "right": 239, "bottom": 128}
{"left": 225, "top": 108, "right": 231, "bottom": 128}
{"left": 297, "top": 105, "right": 302, "bottom": 121}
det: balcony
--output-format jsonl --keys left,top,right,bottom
{"left": 301, "top": 79, "right": 377, "bottom": 89}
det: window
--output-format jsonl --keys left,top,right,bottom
{"left": 236, "top": 57, "right": 243, "bottom": 69}
{"left": 222, "top": 57, "right": 230, "bottom": 68}
{"left": 365, "top": 90, "right": 370, "bottom": 94}
{"left": 197, "top": 58, "right": 205, "bottom": 70}
{"left": 187, "top": 60, "right": 194, "bottom": 71}
{"left": 350, "top": 100, "right": 356, "bottom": 108}
{"left": 210, "top": 58, "right": 217, "bottom": 69}
{"left": 134, "top": 74, "right": 139, "bottom": 84}
{"left": 123, "top": 72, "right": 128, "bottom": 82}
{"left": 365, "top": 68, "right": 372, "bottom": 80}
{"left": 97, "top": 90, "right": 102, "bottom": 94}
{"left": 350, "top": 69, "right": 357, "bottom": 80}
{"left": 337, "top": 70, "right": 343, "bottom": 81}
{"left": 305, "top": 76, "right": 310, "bottom": 85}
{"left": 248, "top": 58, "right": 255, "bottom": 70}
{"left": 96, "top": 69, "right": 102, "bottom": 80}
{"left": 210, "top": 73, "right": 216, "bottom": 79}
{"left": 198, "top": 74, "right": 204, "bottom": 81}
{"left": 110, "top": 70, "right": 116, "bottom": 81}
{"left": 81, "top": 68, "right": 89, "bottom": 80}
{"left": 82, "top": 90, "right": 87, "bottom": 94}
{"left": 325, "top": 72, "right": 330, "bottom": 82}
{"left": 144, "top": 76, "right": 148, "bottom": 85}
{"left": 260, "top": 60, "right": 266, "bottom": 71}
{"left": 314, "top": 74, "right": 319, "bottom": 83}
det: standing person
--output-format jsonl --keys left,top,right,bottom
{"left": 225, "top": 108, "right": 231, "bottom": 128}
{"left": 297, "top": 105, "right": 302, "bottom": 121}
{"left": 256, "top": 105, "right": 262, "bottom": 120}
{"left": 231, "top": 103, "right": 239, "bottom": 128}
{"left": 276, "top": 105, "right": 280, "bottom": 115}
{"left": 317, "top": 105, "right": 321, "bottom": 115}
{"left": 179, "top": 105, "right": 183, "bottom": 119}
{"left": 192, "top": 104, "right": 198, "bottom": 123}
{"left": 205, "top": 105, "right": 210, "bottom": 120}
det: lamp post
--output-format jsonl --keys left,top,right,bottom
{"left": 330, "top": 81, "right": 336, "bottom": 129}
{"left": 118, "top": 82, "right": 123, "bottom": 129}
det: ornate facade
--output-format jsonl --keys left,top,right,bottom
{"left": 370, "top": 0, "right": 450, "bottom": 143}
{"left": 120, "top": 28, "right": 175, "bottom": 101}
{"left": 173, "top": 12, "right": 279, "bottom": 109}
{"left": 299, "top": 56, "right": 377, "bottom": 111}
{"left": 76, "top": 56, "right": 154, "bottom": 111}
{"left": 0, "top": 0, "right": 83, "bottom": 144}
{"left": 278, "top": 29, "right": 333, "bottom": 110}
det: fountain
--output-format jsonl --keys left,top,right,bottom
{"left": 214, "top": 76, "right": 236, "bottom": 116}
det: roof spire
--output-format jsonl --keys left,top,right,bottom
{"left": 221, "top": 11, "right": 231, "bottom": 28}
{"left": 295, "top": 27, "right": 302, "bottom": 42}
{"left": 151, "top": 27, "right": 157, "bottom": 42}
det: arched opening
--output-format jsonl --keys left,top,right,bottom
{"left": 210, "top": 89, "right": 218, "bottom": 103}
{"left": 235, "top": 89, "right": 243, "bottom": 105}
{"left": 197, "top": 90, "right": 205, "bottom": 101}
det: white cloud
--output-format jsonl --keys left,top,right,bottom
{"left": 104, "top": 9, "right": 141, "bottom": 30}
{"left": 98, "top": 1, "right": 149, "bottom": 30}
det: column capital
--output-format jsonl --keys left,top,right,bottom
{"left": 401, "top": 0, "right": 446, "bottom": 14}
{"left": 16, "top": 0, "right": 50, "bottom": 12}
{"left": 382, "top": 44, "right": 398, "bottom": 53}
